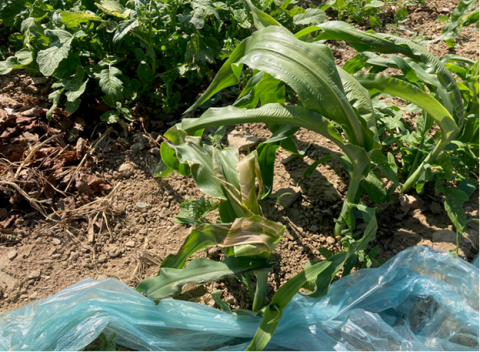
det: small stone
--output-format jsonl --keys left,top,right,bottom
{"left": 309, "top": 225, "right": 319, "bottom": 233}
{"left": 28, "top": 271, "right": 41, "bottom": 280}
{"left": 275, "top": 187, "right": 302, "bottom": 209}
{"left": 118, "top": 163, "right": 135, "bottom": 178}
{"left": 29, "top": 292, "right": 38, "bottom": 300}
{"left": 97, "top": 274, "right": 108, "bottom": 280}
{"left": 7, "top": 250, "right": 17, "bottom": 260}
{"left": 51, "top": 254, "right": 61, "bottom": 259}
{"left": 430, "top": 202, "right": 442, "bottom": 215}
{"left": 326, "top": 237, "right": 335, "bottom": 245}
{"left": 108, "top": 246, "right": 121, "bottom": 258}
{"left": 125, "top": 241, "right": 135, "bottom": 248}
{"left": 130, "top": 142, "right": 144, "bottom": 153}
{"left": 432, "top": 230, "right": 457, "bottom": 244}
{"left": 52, "top": 238, "right": 61, "bottom": 245}
{"left": 98, "top": 255, "right": 108, "bottom": 264}
{"left": 227, "top": 130, "right": 258, "bottom": 152}
{"left": 440, "top": 7, "right": 450, "bottom": 12}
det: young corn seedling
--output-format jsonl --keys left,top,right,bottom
{"left": 178, "top": 1, "right": 381, "bottom": 238}
{"left": 138, "top": 126, "right": 285, "bottom": 312}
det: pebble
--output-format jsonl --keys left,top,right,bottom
{"left": 7, "top": 250, "right": 17, "bottom": 260}
{"left": 118, "top": 163, "right": 135, "bottom": 178}
{"left": 98, "top": 254, "right": 108, "bottom": 263}
{"left": 326, "top": 237, "right": 336, "bottom": 245}
{"left": 130, "top": 142, "right": 144, "bottom": 153}
{"left": 125, "top": 241, "right": 135, "bottom": 248}
{"left": 29, "top": 292, "right": 38, "bottom": 300}
{"left": 52, "top": 238, "right": 61, "bottom": 245}
{"left": 28, "top": 271, "right": 41, "bottom": 280}
{"left": 439, "top": 7, "right": 450, "bottom": 12}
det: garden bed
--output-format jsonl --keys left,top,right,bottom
{"left": 0, "top": 0, "right": 478, "bottom": 325}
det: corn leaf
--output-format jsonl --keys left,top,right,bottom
{"left": 137, "top": 257, "right": 273, "bottom": 300}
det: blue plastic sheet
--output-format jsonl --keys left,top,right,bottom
{"left": 0, "top": 245, "right": 478, "bottom": 351}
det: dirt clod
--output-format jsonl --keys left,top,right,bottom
{"left": 28, "top": 271, "right": 41, "bottom": 280}
{"left": 227, "top": 130, "right": 258, "bottom": 152}
{"left": 7, "top": 250, "right": 17, "bottom": 260}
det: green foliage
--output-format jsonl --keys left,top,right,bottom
{"left": 0, "top": 0, "right": 257, "bottom": 120}
{"left": 175, "top": 196, "right": 219, "bottom": 225}
{"left": 323, "top": 0, "right": 421, "bottom": 27}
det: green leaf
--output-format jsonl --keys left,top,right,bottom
{"left": 61, "top": 11, "right": 102, "bottom": 28}
{"left": 361, "top": 171, "right": 386, "bottom": 204}
{"left": 161, "top": 223, "right": 231, "bottom": 270}
{"left": 65, "top": 100, "right": 81, "bottom": 113}
{"left": 319, "top": 247, "right": 332, "bottom": 259}
{"left": 187, "top": 25, "right": 373, "bottom": 150}
{"left": 175, "top": 196, "right": 219, "bottom": 226}
{"left": 293, "top": 8, "right": 326, "bottom": 26}
{"left": 37, "top": 30, "right": 73, "bottom": 76}
{"left": 137, "top": 256, "right": 273, "bottom": 300}
{"left": 394, "top": 8, "right": 409, "bottom": 23}
{"left": 246, "top": 261, "right": 331, "bottom": 351}
{"left": 160, "top": 143, "right": 191, "bottom": 177}
{"left": 314, "top": 20, "right": 464, "bottom": 127}
{"left": 459, "top": 179, "right": 478, "bottom": 197}
{"left": 95, "top": 0, "right": 130, "bottom": 18}
{"left": 97, "top": 64, "right": 123, "bottom": 101}
{"left": 443, "top": 187, "right": 469, "bottom": 233}
{"left": 211, "top": 289, "right": 231, "bottom": 312}
{"left": 137, "top": 61, "right": 152, "bottom": 84}
{"left": 301, "top": 155, "right": 335, "bottom": 180}
{"left": 0, "top": 50, "right": 33, "bottom": 75}
{"left": 65, "top": 78, "right": 89, "bottom": 102}
{"left": 100, "top": 110, "right": 120, "bottom": 124}
{"left": 370, "top": 150, "right": 398, "bottom": 183}
{"left": 113, "top": 19, "right": 138, "bottom": 43}
{"left": 185, "top": 33, "right": 221, "bottom": 65}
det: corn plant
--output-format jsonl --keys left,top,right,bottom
{"left": 138, "top": 126, "right": 286, "bottom": 312}
{"left": 178, "top": 1, "right": 383, "bottom": 238}
{"left": 330, "top": 27, "right": 477, "bottom": 238}
{"left": 141, "top": 122, "right": 378, "bottom": 349}
{"left": 295, "top": 21, "right": 464, "bottom": 197}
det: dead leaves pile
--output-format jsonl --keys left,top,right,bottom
{"left": 0, "top": 107, "right": 113, "bottom": 229}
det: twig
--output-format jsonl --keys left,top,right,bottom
{"left": 64, "top": 126, "right": 113, "bottom": 192}
{"left": 14, "top": 134, "right": 62, "bottom": 179}
{"left": 0, "top": 181, "right": 48, "bottom": 217}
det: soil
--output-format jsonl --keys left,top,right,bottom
{"left": 0, "top": 0, "right": 478, "bottom": 319}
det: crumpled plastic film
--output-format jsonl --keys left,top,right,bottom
{"left": 0, "top": 245, "right": 478, "bottom": 351}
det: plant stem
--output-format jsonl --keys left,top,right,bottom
{"left": 252, "top": 271, "right": 268, "bottom": 312}
{"left": 407, "top": 135, "right": 425, "bottom": 179}
{"left": 334, "top": 173, "right": 362, "bottom": 238}
{"left": 401, "top": 139, "right": 448, "bottom": 193}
